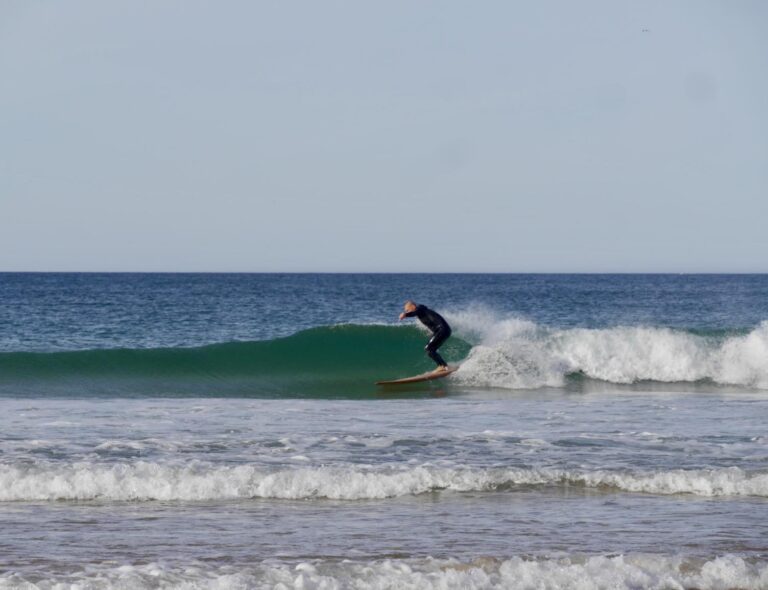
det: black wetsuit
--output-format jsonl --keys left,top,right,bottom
{"left": 404, "top": 304, "right": 452, "bottom": 367}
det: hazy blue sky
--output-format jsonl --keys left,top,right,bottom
{"left": 1, "top": 1, "right": 766, "bottom": 272}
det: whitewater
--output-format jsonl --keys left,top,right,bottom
{"left": 2, "top": 462, "right": 767, "bottom": 501}
{"left": 449, "top": 311, "right": 768, "bottom": 390}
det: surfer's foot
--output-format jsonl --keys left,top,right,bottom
{"left": 434, "top": 365, "right": 449, "bottom": 372}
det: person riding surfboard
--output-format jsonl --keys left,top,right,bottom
{"left": 398, "top": 300, "right": 452, "bottom": 372}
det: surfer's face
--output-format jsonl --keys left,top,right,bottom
{"left": 403, "top": 301, "right": 417, "bottom": 313}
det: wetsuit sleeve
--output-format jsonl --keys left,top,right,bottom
{"left": 403, "top": 304, "right": 425, "bottom": 318}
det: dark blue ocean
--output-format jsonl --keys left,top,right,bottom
{"left": 1, "top": 273, "right": 767, "bottom": 588}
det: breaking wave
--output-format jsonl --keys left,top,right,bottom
{"left": 1, "top": 315, "right": 767, "bottom": 396}
{"left": 1, "top": 462, "right": 766, "bottom": 502}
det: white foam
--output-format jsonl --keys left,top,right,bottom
{"left": 94, "top": 440, "right": 148, "bottom": 451}
{"left": 0, "top": 462, "right": 766, "bottom": 502}
{"left": 1, "top": 555, "right": 766, "bottom": 590}
{"left": 445, "top": 309, "right": 768, "bottom": 389}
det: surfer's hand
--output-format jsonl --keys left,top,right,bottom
{"left": 399, "top": 313, "right": 406, "bottom": 320}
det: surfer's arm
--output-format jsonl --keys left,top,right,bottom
{"left": 399, "top": 310, "right": 418, "bottom": 320}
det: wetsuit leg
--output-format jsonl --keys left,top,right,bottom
{"left": 425, "top": 328, "right": 451, "bottom": 367}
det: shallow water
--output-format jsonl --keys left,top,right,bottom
{"left": 1, "top": 394, "right": 767, "bottom": 588}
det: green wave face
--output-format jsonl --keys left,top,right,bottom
{"left": 0, "top": 325, "right": 471, "bottom": 398}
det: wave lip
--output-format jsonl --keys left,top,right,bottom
{"left": 2, "top": 555, "right": 767, "bottom": 590}
{"left": 1, "top": 463, "right": 766, "bottom": 502}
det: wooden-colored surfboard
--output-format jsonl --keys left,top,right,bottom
{"left": 375, "top": 366, "right": 458, "bottom": 385}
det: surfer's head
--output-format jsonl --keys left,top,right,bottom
{"left": 403, "top": 300, "right": 417, "bottom": 313}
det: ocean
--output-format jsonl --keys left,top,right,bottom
{"left": 0, "top": 273, "right": 766, "bottom": 589}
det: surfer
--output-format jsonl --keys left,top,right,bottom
{"left": 399, "top": 301, "right": 452, "bottom": 371}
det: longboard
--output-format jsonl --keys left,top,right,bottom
{"left": 376, "top": 366, "right": 458, "bottom": 385}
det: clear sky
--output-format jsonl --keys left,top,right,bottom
{"left": 1, "top": 1, "right": 766, "bottom": 272}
